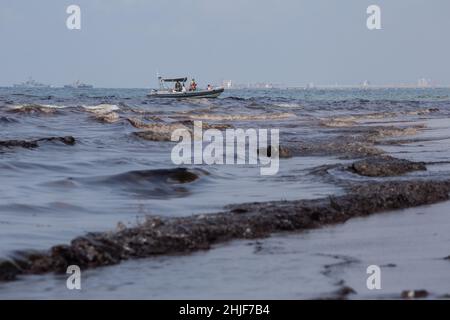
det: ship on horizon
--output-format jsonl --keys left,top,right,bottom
{"left": 13, "top": 77, "right": 51, "bottom": 88}
{"left": 64, "top": 80, "right": 94, "bottom": 89}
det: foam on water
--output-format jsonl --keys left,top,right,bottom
{"left": 83, "top": 104, "right": 120, "bottom": 113}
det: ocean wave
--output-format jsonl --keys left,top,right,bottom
{"left": 320, "top": 119, "right": 357, "bottom": 127}
{"left": 0, "top": 116, "right": 19, "bottom": 124}
{"left": 0, "top": 202, "right": 86, "bottom": 215}
{"left": 0, "top": 136, "right": 76, "bottom": 150}
{"left": 273, "top": 103, "right": 303, "bottom": 109}
{"left": 129, "top": 118, "right": 233, "bottom": 142}
{"left": 71, "top": 167, "right": 206, "bottom": 198}
{"left": 104, "top": 168, "right": 202, "bottom": 184}
{"left": 6, "top": 104, "right": 68, "bottom": 114}
{"left": 370, "top": 125, "right": 425, "bottom": 138}
{"left": 127, "top": 117, "right": 188, "bottom": 131}
{"left": 83, "top": 104, "right": 121, "bottom": 123}
{"left": 82, "top": 104, "right": 120, "bottom": 113}
{"left": 7, "top": 104, "right": 120, "bottom": 114}
{"left": 127, "top": 118, "right": 191, "bottom": 142}
{"left": 94, "top": 112, "right": 120, "bottom": 123}
{"left": 319, "top": 108, "right": 440, "bottom": 126}
{"left": 131, "top": 121, "right": 233, "bottom": 142}
{"left": 224, "top": 96, "right": 247, "bottom": 101}
{"left": 10, "top": 93, "right": 53, "bottom": 99}
{"left": 182, "top": 112, "right": 296, "bottom": 121}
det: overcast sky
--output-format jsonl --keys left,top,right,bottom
{"left": 0, "top": 0, "right": 449, "bottom": 87}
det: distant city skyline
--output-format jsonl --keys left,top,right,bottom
{"left": 5, "top": 76, "right": 448, "bottom": 89}
{"left": 220, "top": 78, "right": 447, "bottom": 90}
{"left": 1, "top": 0, "right": 450, "bottom": 88}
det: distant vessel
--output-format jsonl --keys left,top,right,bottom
{"left": 13, "top": 77, "right": 51, "bottom": 88}
{"left": 148, "top": 76, "right": 224, "bottom": 99}
{"left": 64, "top": 80, "right": 94, "bottom": 89}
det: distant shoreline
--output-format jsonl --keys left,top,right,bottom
{"left": 2, "top": 85, "right": 450, "bottom": 90}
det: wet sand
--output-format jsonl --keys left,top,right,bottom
{"left": 0, "top": 200, "right": 449, "bottom": 299}
{"left": 0, "top": 177, "right": 449, "bottom": 283}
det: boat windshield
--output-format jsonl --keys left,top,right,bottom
{"left": 158, "top": 76, "right": 187, "bottom": 91}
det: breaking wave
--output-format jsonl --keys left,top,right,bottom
{"left": 6, "top": 104, "right": 68, "bottom": 114}
{"left": 66, "top": 168, "right": 206, "bottom": 199}
{"left": 82, "top": 104, "right": 120, "bottom": 113}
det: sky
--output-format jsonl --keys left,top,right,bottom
{"left": 0, "top": 0, "right": 449, "bottom": 88}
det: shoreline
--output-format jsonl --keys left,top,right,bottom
{"left": 1, "top": 175, "right": 449, "bottom": 283}
{"left": 1, "top": 88, "right": 450, "bottom": 298}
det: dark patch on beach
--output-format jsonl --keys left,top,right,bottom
{"left": 133, "top": 131, "right": 172, "bottom": 142}
{"left": 130, "top": 118, "right": 233, "bottom": 142}
{"left": 327, "top": 286, "right": 357, "bottom": 300}
{"left": 286, "top": 123, "right": 423, "bottom": 159}
{"left": 401, "top": 289, "right": 429, "bottom": 299}
{"left": 38, "top": 136, "right": 76, "bottom": 145}
{"left": 350, "top": 156, "right": 426, "bottom": 177}
{"left": 294, "top": 139, "right": 383, "bottom": 158}
{"left": 318, "top": 254, "right": 359, "bottom": 299}
{"left": 257, "top": 145, "right": 292, "bottom": 158}
{"left": 0, "top": 136, "right": 75, "bottom": 150}
{"left": 1, "top": 179, "right": 450, "bottom": 282}
{"left": 381, "top": 263, "right": 397, "bottom": 268}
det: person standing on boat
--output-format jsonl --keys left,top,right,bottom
{"left": 174, "top": 80, "right": 182, "bottom": 92}
{"left": 189, "top": 79, "right": 197, "bottom": 91}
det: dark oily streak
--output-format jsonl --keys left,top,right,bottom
{"left": 0, "top": 136, "right": 76, "bottom": 149}
{"left": 286, "top": 130, "right": 386, "bottom": 158}
{"left": 318, "top": 254, "right": 359, "bottom": 300}
{"left": 257, "top": 145, "right": 292, "bottom": 158}
{"left": 350, "top": 155, "right": 427, "bottom": 177}
{"left": 325, "top": 286, "right": 357, "bottom": 300}
{"left": 289, "top": 138, "right": 383, "bottom": 158}
{"left": 131, "top": 119, "right": 233, "bottom": 142}
{"left": 132, "top": 131, "right": 172, "bottom": 142}
{"left": 401, "top": 289, "right": 429, "bottom": 299}
{"left": 1, "top": 179, "right": 450, "bottom": 281}
{"left": 6, "top": 104, "right": 59, "bottom": 114}
{"left": 106, "top": 168, "right": 200, "bottom": 184}
{"left": 178, "top": 120, "right": 234, "bottom": 130}
{"left": 286, "top": 125, "right": 422, "bottom": 159}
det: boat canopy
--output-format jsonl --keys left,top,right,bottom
{"left": 159, "top": 77, "right": 187, "bottom": 83}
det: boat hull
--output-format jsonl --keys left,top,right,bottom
{"left": 148, "top": 87, "right": 224, "bottom": 99}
